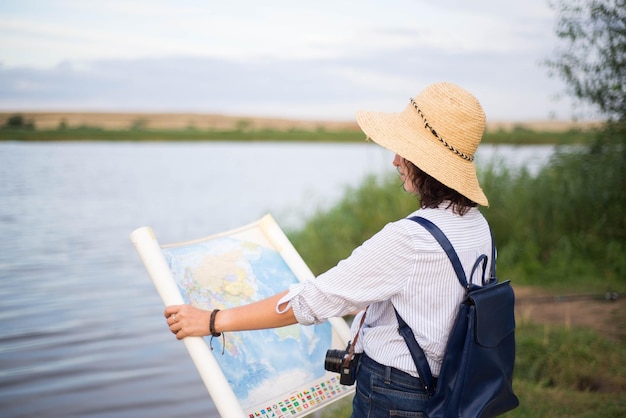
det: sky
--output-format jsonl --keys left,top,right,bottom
{"left": 0, "top": 0, "right": 577, "bottom": 121}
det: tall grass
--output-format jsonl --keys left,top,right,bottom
{"left": 513, "top": 322, "right": 626, "bottom": 392}
{"left": 482, "top": 130, "right": 625, "bottom": 292}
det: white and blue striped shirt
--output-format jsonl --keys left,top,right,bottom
{"left": 277, "top": 205, "right": 492, "bottom": 378}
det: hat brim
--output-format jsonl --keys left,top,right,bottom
{"left": 356, "top": 107, "right": 488, "bottom": 206}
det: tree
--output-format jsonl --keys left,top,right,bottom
{"left": 4, "top": 114, "right": 35, "bottom": 130}
{"left": 534, "top": 0, "right": 626, "bottom": 285}
{"left": 546, "top": 0, "right": 626, "bottom": 122}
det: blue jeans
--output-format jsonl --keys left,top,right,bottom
{"left": 351, "top": 354, "right": 428, "bottom": 417}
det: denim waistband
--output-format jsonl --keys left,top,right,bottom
{"left": 359, "top": 353, "right": 433, "bottom": 390}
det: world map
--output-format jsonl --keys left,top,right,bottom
{"left": 162, "top": 235, "right": 333, "bottom": 411}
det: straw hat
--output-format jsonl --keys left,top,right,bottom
{"left": 356, "top": 82, "right": 489, "bottom": 206}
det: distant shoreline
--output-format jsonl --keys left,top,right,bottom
{"left": 0, "top": 111, "right": 599, "bottom": 133}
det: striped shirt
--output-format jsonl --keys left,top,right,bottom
{"left": 276, "top": 204, "right": 492, "bottom": 378}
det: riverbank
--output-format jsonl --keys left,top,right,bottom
{"left": 0, "top": 111, "right": 599, "bottom": 144}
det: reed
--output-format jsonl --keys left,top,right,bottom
{"left": 482, "top": 134, "right": 625, "bottom": 293}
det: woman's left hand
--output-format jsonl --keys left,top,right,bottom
{"left": 164, "top": 304, "right": 211, "bottom": 340}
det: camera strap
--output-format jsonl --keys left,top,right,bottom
{"left": 344, "top": 307, "right": 368, "bottom": 368}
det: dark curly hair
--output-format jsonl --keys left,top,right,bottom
{"left": 402, "top": 157, "right": 477, "bottom": 216}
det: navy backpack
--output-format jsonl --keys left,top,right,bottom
{"left": 394, "top": 216, "right": 519, "bottom": 417}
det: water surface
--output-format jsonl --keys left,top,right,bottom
{"left": 0, "top": 141, "right": 556, "bottom": 417}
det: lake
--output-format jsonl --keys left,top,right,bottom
{"left": 0, "top": 141, "right": 556, "bottom": 417}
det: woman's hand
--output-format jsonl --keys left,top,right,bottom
{"left": 163, "top": 290, "right": 297, "bottom": 341}
{"left": 164, "top": 304, "right": 211, "bottom": 340}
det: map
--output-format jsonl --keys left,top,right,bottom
{"left": 131, "top": 215, "right": 354, "bottom": 417}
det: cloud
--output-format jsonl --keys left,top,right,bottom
{"left": 0, "top": 0, "right": 573, "bottom": 120}
{"left": 0, "top": 43, "right": 571, "bottom": 121}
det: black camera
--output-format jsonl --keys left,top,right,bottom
{"left": 324, "top": 342, "right": 360, "bottom": 386}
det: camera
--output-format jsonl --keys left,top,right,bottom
{"left": 324, "top": 342, "right": 360, "bottom": 386}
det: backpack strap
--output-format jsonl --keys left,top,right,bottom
{"left": 394, "top": 309, "right": 437, "bottom": 396}
{"left": 411, "top": 216, "right": 496, "bottom": 286}
{"left": 489, "top": 227, "right": 496, "bottom": 281}
{"left": 393, "top": 216, "right": 495, "bottom": 395}
{"left": 409, "top": 216, "right": 469, "bottom": 288}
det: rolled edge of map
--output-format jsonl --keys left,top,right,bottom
{"left": 130, "top": 226, "right": 247, "bottom": 418}
{"left": 130, "top": 226, "right": 184, "bottom": 306}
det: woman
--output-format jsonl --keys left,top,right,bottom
{"left": 165, "top": 82, "right": 492, "bottom": 416}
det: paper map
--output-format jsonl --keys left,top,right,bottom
{"left": 131, "top": 215, "right": 354, "bottom": 417}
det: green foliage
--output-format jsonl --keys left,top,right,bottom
{"left": 502, "top": 379, "right": 626, "bottom": 418}
{"left": 3, "top": 113, "right": 35, "bottom": 130}
{"left": 514, "top": 322, "right": 626, "bottom": 392}
{"left": 235, "top": 119, "right": 253, "bottom": 131}
{"left": 130, "top": 118, "right": 148, "bottom": 130}
{"left": 482, "top": 128, "right": 593, "bottom": 145}
{"left": 479, "top": 126, "right": 626, "bottom": 291}
{"left": 529, "top": 0, "right": 626, "bottom": 290}
{"left": 546, "top": 0, "right": 626, "bottom": 121}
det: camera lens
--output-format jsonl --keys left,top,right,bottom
{"left": 324, "top": 349, "right": 346, "bottom": 373}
